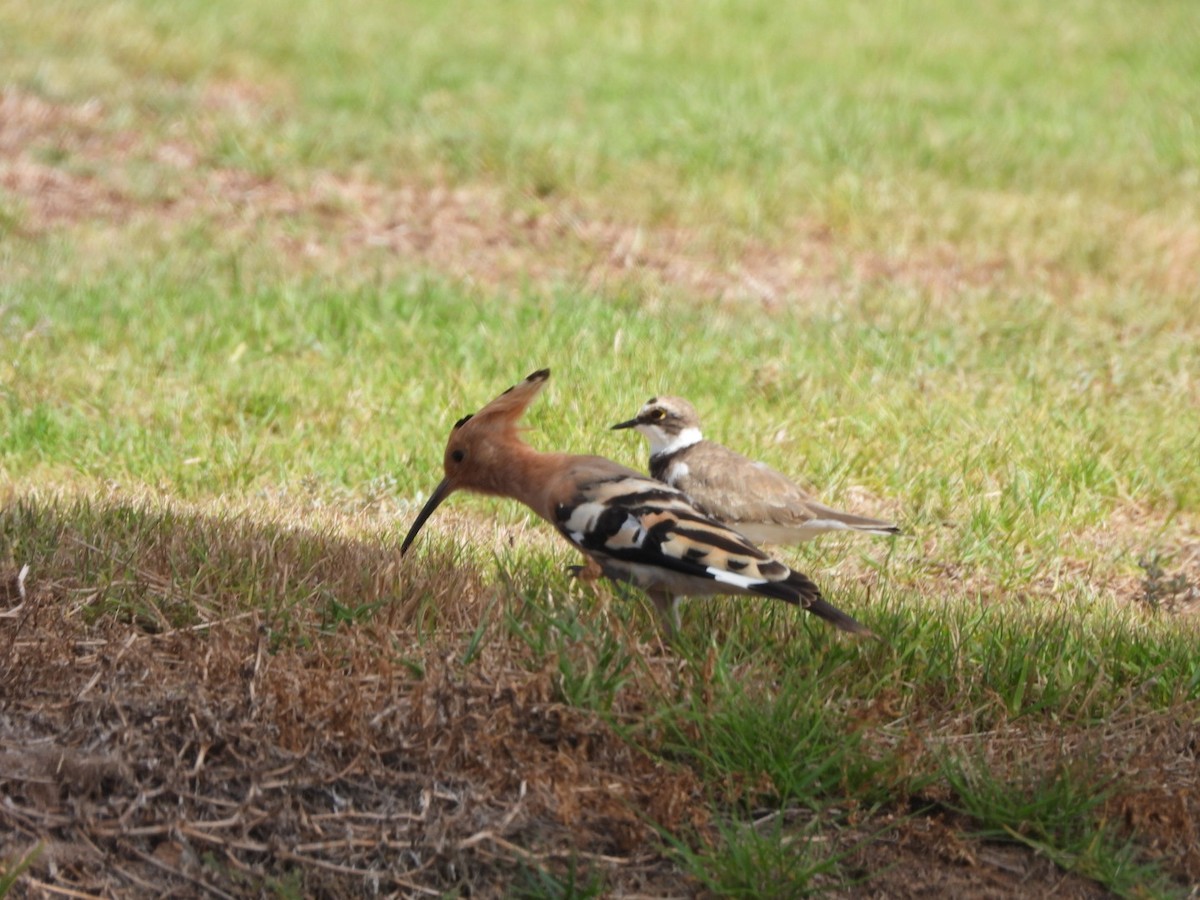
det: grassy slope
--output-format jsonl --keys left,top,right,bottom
{"left": 2, "top": 0, "right": 1200, "bottom": 896}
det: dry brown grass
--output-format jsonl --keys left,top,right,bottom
{"left": 1, "top": 618, "right": 702, "bottom": 896}
{"left": 3, "top": 494, "right": 1198, "bottom": 896}
{"left": 6, "top": 86, "right": 1198, "bottom": 308}
{"left": 0, "top": 496, "right": 703, "bottom": 896}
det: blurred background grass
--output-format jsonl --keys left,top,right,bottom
{"left": 4, "top": 0, "right": 1199, "bottom": 254}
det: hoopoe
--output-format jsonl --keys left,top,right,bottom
{"left": 400, "top": 370, "right": 872, "bottom": 638}
{"left": 612, "top": 396, "right": 900, "bottom": 546}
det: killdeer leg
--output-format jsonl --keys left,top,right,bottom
{"left": 648, "top": 589, "right": 681, "bottom": 638}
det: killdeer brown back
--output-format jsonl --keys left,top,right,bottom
{"left": 401, "top": 369, "right": 873, "bottom": 638}
{"left": 612, "top": 396, "right": 900, "bottom": 546}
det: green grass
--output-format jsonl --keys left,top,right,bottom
{"left": 669, "top": 813, "right": 862, "bottom": 899}
{"left": 3, "top": 0, "right": 1200, "bottom": 896}
{"left": 944, "top": 752, "right": 1177, "bottom": 897}
{"left": 4, "top": 274, "right": 1197, "bottom": 584}
{"left": 4, "top": 0, "right": 1200, "bottom": 278}
{"left": 514, "top": 857, "right": 608, "bottom": 900}
{"left": 0, "top": 844, "right": 43, "bottom": 898}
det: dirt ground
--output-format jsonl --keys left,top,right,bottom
{"left": 2, "top": 502, "right": 1198, "bottom": 898}
{"left": 0, "top": 553, "right": 1152, "bottom": 899}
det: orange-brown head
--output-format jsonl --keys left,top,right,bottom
{"left": 400, "top": 368, "right": 551, "bottom": 555}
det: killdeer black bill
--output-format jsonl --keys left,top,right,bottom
{"left": 613, "top": 396, "right": 900, "bottom": 546}
{"left": 401, "top": 370, "right": 873, "bottom": 639}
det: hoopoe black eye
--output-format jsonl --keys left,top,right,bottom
{"left": 650, "top": 409, "right": 667, "bottom": 420}
{"left": 451, "top": 449, "right": 465, "bottom": 463}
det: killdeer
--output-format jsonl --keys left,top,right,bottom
{"left": 612, "top": 396, "right": 900, "bottom": 546}
{"left": 401, "top": 369, "right": 873, "bottom": 638}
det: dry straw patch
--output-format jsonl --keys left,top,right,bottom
{"left": 0, "top": 84, "right": 869, "bottom": 301}
{"left": 3, "top": 493, "right": 1199, "bottom": 896}
{"left": 1068, "top": 503, "right": 1200, "bottom": 618}
{"left": 0, "top": 497, "right": 707, "bottom": 897}
{"left": 0, "top": 90, "right": 135, "bottom": 228}
{"left": 7, "top": 86, "right": 1197, "bottom": 304}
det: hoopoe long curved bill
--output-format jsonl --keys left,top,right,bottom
{"left": 613, "top": 396, "right": 900, "bottom": 546}
{"left": 400, "top": 369, "right": 873, "bottom": 638}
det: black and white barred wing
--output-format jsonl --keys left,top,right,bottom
{"left": 553, "top": 473, "right": 872, "bottom": 635}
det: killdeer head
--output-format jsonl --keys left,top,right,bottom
{"left": 611, "top": 396, "right": 704, "bottom": 457}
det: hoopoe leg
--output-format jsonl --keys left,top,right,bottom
{"left": 648, "top": 589, "right": 682, "bottom": 639}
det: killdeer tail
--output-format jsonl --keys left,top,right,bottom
{"left": 803, "top": 501, "right": 901, "bottom": 536}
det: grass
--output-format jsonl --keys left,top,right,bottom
{"left": 6, "top": 2, "right": 1200, "bottom": 252}
{"left": 0, "top": 845, "right": 43, "bottom": 898}
{"left": 2, "top": 0, "right": 1200, "bottom": 896}
{"left": 943, "top": 751, "right": 1178, "bottom": 896}
{"left": 669, "top": 812, "right": 863, "bottom": 899}
{"left": 514, "top": 856, "right": 608, "bottom": 900}
{"left": 4, "top": 0, "right": 1200, "bottom": 295}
